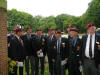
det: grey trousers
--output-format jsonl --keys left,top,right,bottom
{"left": 83, "top": 58, "right": 98, "bottom": 75}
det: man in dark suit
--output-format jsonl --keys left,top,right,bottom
{"left": 21, "top": 27, "right": 35, "bottom": 75}
{"left": 68, "top": 28, "right": 82, "bottom": 75}
{"left": 8, "top": 28, "right": 16, "bottom": 57}
{"left": 33, "top": 29, "right": 47, "bottom": 75}
{"left": 9, "top": 28, "right": 25, "bottom": 75}
{"left": 53, "top": 30, "right": 68, "bottom": 75}
{"left": 46, "top": 28, "right": 56, "bottom": 75}
{"left": 81, "top": 22, "right": 100, "bottom": 75}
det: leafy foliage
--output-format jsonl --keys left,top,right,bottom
{"left": 8, "top": 0, "right": 100, "bottom": 33}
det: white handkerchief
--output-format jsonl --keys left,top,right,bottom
{"left": 17, "top": 62, "right": 23, "bottom": 67}
{"left": 96, "top": 41, "right": 99, "bottom": 44}
{"left": 79, "top": 65, "right": 83, "bottom": 72}
{"left": 38, "top": 52, "right": 44, "bottom": 57}
{"left": 61, "top": 60, "right": 67, "bottom": 66}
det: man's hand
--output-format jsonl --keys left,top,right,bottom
{"left": 65, "top": 58, "right": 68, "bottom": 62}
{"left": 52, "top": 59, "right": 55, "bottom": 63}
{"left": 98, "top": 64, "right": 100, "bottom": 68}
{"left": 26, "top": 56, "right": 28, "bottom": 60}
{"left": 8, "top": 43, "right": 10, "bottom": 47}
{"left": 37, "top": 50, "right": 40, "bottom": 55}
{"left": 79, "top": 61, "right": 82, "bottom": 65}
{"left": 16, "top": 61, "right": 18, "bottom": 65}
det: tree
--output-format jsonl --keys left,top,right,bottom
{"left": 55, "top": 14, "right": 70, "bottom": 31}
{"left": 8, "top": 9, "right": 35, "bottom": 32}
{"left": 78, "top": 0, "right": 100, "bottom": 33}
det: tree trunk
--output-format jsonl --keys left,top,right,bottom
{"left": 0, "top": 0, "right": 8, "bottom": 75}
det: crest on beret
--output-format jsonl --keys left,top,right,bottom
{"left": 86, "top": 22, "right": 95, "bottom": 30}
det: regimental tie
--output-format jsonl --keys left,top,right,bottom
{"left": 89, "top": 35, "right": 92, "bottom": 58}
{"left": 49, "top": 36, "right": 52, "bottom": 41}
{"left": 57, "top": 38, "right": 61, "bottom": 53}
{"left": 19, "top": 38, "right": 23, "bottom": 46}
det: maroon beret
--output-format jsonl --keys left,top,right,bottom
{"left": 56, "top": 30, "right": 61, "bottom": 34}
{"left": 37, "top": 29, "right": 42, "bottom": 31}
{"left": 15, "top": 28, "right": 22, "bottom": 32}
{"left": 13, "top": 28, "right": 17, "bottom": 31}
{"left": 48, "top": 28, "right": 55, "bottom": 31}
{"left": 70, "top": 28, "right": 79, "bottom": 33}
{"left": 86, "top": 22, "right": 95, "bottom": 30}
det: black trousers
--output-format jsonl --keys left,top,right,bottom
{"left": 55, "top": 54, "right": 66, "bottom": 75}
{"left": 68, "top": 62, "right": 81, "bottom": 75}
{"left": 25, "top": 55, "right": 35, "bottom": 75}
{"left": 48, "top": 56, "right": 56, "bottom": 75}
{"left": 34, "top": 56, "right": 45, "bottom": 75}
{"left": 12, "top": 66, "right": 23, "bottom": 75}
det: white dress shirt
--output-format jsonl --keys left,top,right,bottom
{"left": 85, "top": 34, "right": 95, "bottom": 58}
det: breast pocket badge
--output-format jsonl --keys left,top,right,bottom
{"left": 42, "top": 39, "right": 45, "bottom": 45}
{"left": 77, "top": 46, "right": 80, "bottom": 51}
{"left": 98, "top": 45, "right": 100, "bottom": 50}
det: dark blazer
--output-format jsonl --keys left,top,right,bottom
{"left": 46, "top": 35, "right": 56, "bottom": 58}
{"left": 81, "top": 33, "right": 100, "bottom": 67}
{"left": 7, "top": 34, "right": 15, "bottom": 43}
{"left": 8, "top": 34, "right": 15, "bottom": 57}
{"left": 68, "top": 37, "right": 82, "bottom": 64}
{"left": 21, "top": 34, "right": 35, "bottom": 56}
{"left": 9, "top": 36, "right": 25, "bottom": 61}
{"left": 35, "top": 35, "right": 47, "bottom": 56}
{"left": 53, "top": 37, "right": 69, "bottom": 60}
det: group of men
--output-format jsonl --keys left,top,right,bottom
{"left": 8, "top": 22, "right": 100, "bottom": 75}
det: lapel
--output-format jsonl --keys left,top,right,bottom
{"left": 83, "top": 35, "right": 88, "bottom": 52}
{"left": 14, "top": 36, "right": 21, "bottom": 45}
{"left": 60, "top": 38, "right": 62, "bottom": 48}
{"left": 94, "top": 33, "right": 97, "bottom": 55}
{"left": 74, "top": 38, "right": 79, "bottom": 47}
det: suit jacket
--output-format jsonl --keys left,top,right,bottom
{"left": 8, "top": 34, "right": 15, "bottom": 57}
{"left": 46, "top": 35, "right": 56, "bottom": 58}
{"left": 35, "top": 35, "right": 47, "bottom": 56}
{"left": 81, "top": 33, "right": 100, "bottom": 67}
{"left": 53, "top": 37, "right": 69, "bottom": 60}
{"left": 68, "top": 37, "right": 82, "bottom": 64}
{"left": 7, "top": 34, "right": 15, "bottom": 43}
{"left": 21, "top": 34, "right": 35, "bottom": 56}
{"left": 9, "top": 36, "right": 25, "bottom": 61}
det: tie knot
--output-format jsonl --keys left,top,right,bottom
{"left": 90, "top": 35, "right": 92, "bottom": 37}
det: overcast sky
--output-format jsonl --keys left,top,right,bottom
{"left": 7, "top": 0, "right": 91, "bottom": 17}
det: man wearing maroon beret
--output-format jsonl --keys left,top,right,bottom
{"left": 8, "top": 28, "right": 17, "bottom": 59}
{"left": 21, "top": 27, "right": 36, "bottom": 75}
{"left": 46, "top": 28, "right": 56, "bottom": 75}
{"left": 81, "top": 22, "right": 100, "bottom": 75}
{"left": 68, "top": 28, "right": 82, "bottom": 75}
{"left": 31, "top": 29, "right": 47, "bottom": 75}
{"left": 9, "top": 28, "right": 25, "bottom": 75}
{"left": 52, "top": 30, "right": 68, "bottom": 75}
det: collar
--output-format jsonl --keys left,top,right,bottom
{"left": 15, "top": 35, "right": 20, "bottom": 40}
